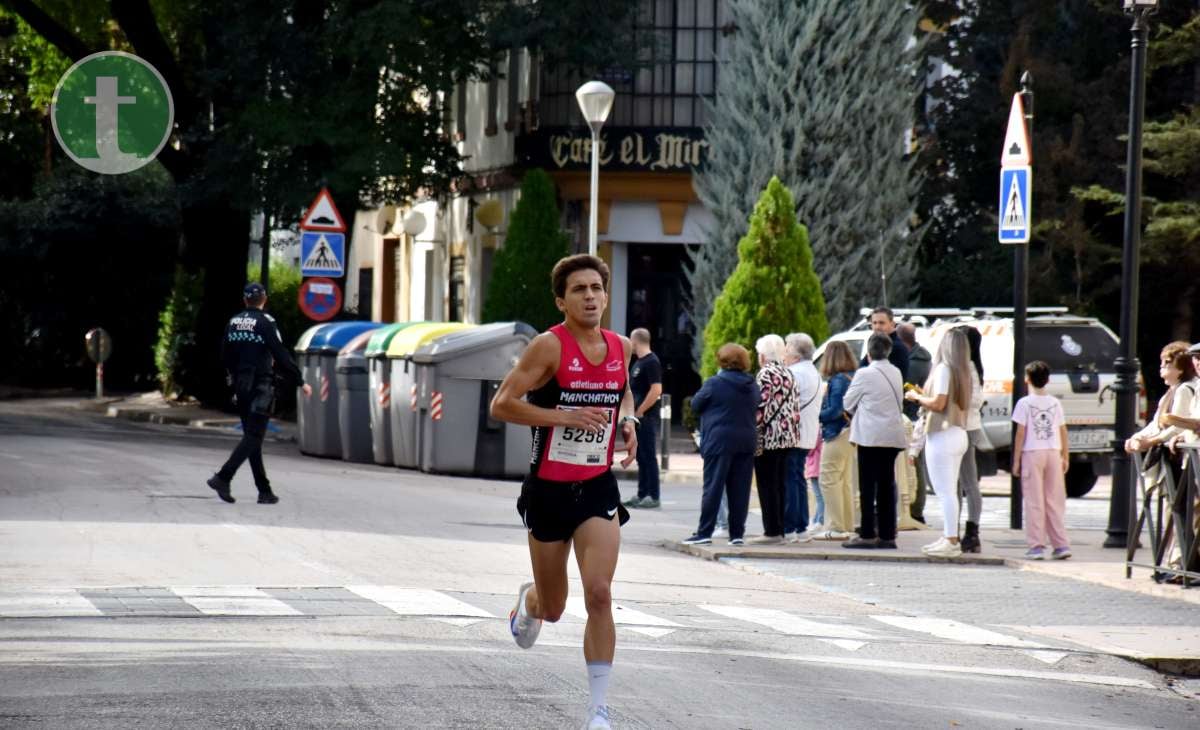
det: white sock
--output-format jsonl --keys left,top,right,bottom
{"left": 587, "top": 661, "right": 612, "bottom": 709}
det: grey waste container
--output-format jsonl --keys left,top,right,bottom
{"left": 413, "top": 322, "right": 537, "bottom": 477}
{"left": 365, "top": 323, "right": 417, "bottom": 465}
{"left": 386, "top": 322, "right": 474, "bottom": 468}
{"left": 295, "top": 321, "right": 381, "bottom": 457}
{"left": 336, "top": 328, "right": 381, "bottom": 463}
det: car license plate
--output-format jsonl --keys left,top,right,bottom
{"left": 1068, "top": 428, "right": 1115, "bottom": 450}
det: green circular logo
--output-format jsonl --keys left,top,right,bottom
{"left": 51, "top": 51, "right": 174, "bottom": 175}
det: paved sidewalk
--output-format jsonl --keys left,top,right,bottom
{"left": 80, "top": 391, "right": 297, "bottom": 442}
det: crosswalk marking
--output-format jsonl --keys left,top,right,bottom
{"left": 564, "top": 597, "right": 682, "bottom": 638}
{"left": 700, "top": 605, "right": 876, "bottom": 651}
{"left": 870, "top": 615, "right": 1047, "bottom": 649}
{"left": 170, "top": 586, "right": 302, "bottom": 617}
{"left": 0, "top": 589, "right": 102, "bottom": 617}
{"left": 346, "top": 586, "right": 493, "bottom": 626}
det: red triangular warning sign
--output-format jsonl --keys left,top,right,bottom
{"left": 1001, "top": 93, "right": 1031, "bottom": 167}
{"left": 300, "top": 188, "right": 347, "bottom": 232}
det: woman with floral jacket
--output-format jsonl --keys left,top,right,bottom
{"left": 750, "top": 334, "right": 803, "bottom": 544}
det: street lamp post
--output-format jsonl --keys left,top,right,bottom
{"left": 1105, "top": 0, "right": 1157, "bottom": 549}
{"left": 575, "top": 81, "right": 615, "bottom": 257}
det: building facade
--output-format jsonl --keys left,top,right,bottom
{"left": 347, "top": 0, "right": 733, "bottom": 412}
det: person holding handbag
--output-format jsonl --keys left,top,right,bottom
{"left": 905, "top": 328, "right": 972, "bottom": 558}
{"left": 750, "top": 334, "right": 802, "bottom": 544}
{"left": 840, "top": 334, "right": 908, "bottom": 549}
{"left": 815, "top": 340, "right": 858, "bottom": 540}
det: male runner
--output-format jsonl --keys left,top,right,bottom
{"left": 490, "top": 254, "right": 638, "bottom": 730}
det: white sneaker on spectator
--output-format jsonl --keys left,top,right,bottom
{"left": 784, "top": 531, "right": 798, "bottom": 543}
{"left": 713, "top": 527, "right": 729, "bottom": 539}
{"left": 813, "top": 530, "right": 852, "bottom": 540}
{"left": 791, "top": 530, "right": 815, "bottom": 543}
{"left": 925, "top": 540, "right": 962, "bottom": 558}
{"left": 807, "top": 522, "right": 824, "bottom": 533}
{"left": 922, "top": 537, "right": 947, "bottom": 553}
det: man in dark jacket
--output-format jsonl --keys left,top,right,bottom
{"left": 861, "top": 307, "right": 910, "bottom": 383}
{"left": 207, "top": 283, "right": 310, "bottom": 504}
{"left": 681, "top": 344, "right": 761, "bottom": 546}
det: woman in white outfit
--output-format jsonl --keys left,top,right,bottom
{"left": 905, "top": 328, "right": 973, "bottom": 558}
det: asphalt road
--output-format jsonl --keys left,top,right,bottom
{"left": 0, "top": 399, "right": 1196, "bottom": 729}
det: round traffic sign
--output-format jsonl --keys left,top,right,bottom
{"left": 298, "top": 277, "right": 343, "bottom": 321}
{"left": 85, "top": 328, "right": 112, "bottom": 363}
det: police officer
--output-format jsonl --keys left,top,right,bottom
{"left": 206, "top": 283, "right": 310, "bottom": 504}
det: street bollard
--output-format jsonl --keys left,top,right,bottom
{"left": 660, "top": 394, "right": 671, "bottom": 472}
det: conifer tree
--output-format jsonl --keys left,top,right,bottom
{"left": 700, "top": 177, "right": 828, "bottom": 378}
{"left": 690, "top": 0, "right": 922, "bottom": 362}
{"left": 481, "top": 169, "right": 569, "bottom": 332}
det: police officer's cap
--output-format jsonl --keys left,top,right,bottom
{"left": 244, "top": 282, "right": 266, "bottom": 300}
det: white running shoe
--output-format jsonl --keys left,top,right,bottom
{"left": 509, "top": 581, "right": 542, "bottom": 649}
{"left": 584, "top": 705, "right": 612, "bottom": 730}
{"left": 925, "top": 540, "right": 962, "bottom": 558}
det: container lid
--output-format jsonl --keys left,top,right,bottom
{"left": 365, "top": 322, "right": 418, "bottom": 357}
{"left": 296, "top": 321, "right": 381, "bottom": 353}
{"left": 384, "top": 322, "right": 474, "bottom": 358}
{"left": 337, "top": 328, "right": 381, "bottom": 358}
{"left": 411, "top": 321, "right": 536, "bottom": 364}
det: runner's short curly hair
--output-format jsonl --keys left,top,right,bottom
{"left": 551, "top": 254, "right": 610, "bottom": 298}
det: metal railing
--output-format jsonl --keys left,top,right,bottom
{"left": 1126, "top": 444, "right": 1200, "bottom": 587}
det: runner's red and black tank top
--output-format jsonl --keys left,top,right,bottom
{"left": 528, "top": 324, "right": 626, "bottom": 482}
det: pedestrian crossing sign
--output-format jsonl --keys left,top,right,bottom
{"left": 999, "top": 165, "right": 1031, "bottom": 244}
{"left": 301, "top": 231, "right": 345, "bottom": 276}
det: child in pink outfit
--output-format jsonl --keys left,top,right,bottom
{"left": 1011, "top": 360, "right": 1071, "bottom": 560}
{"left": 805, "top": 435, "right": 824, "bottom": 528}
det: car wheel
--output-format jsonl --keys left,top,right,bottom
{"left": 1065, "top": 462, "right": 1098, "bottom": 498}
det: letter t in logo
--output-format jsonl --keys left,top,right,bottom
{"left": 84, "top": 76, "right": 137, "bottom": 163}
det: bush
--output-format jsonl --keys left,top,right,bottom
{"left": 247, "top": 258, "right": 306, "bottom": 349}
{"left": 700, "top": 177, "right": 829, "bottom": 378}
{"left": 481, "top": 169, "right": 569, "bottom": 332}
{"left": 154, "top": 266, "right": 204, "bottom": 398}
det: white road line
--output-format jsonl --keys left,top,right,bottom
{"left": 870, "top": 615, "right": 1048, "bottom": 650}
{"left": 346, "top": 586, "right": 492, "bottom": 626}
{"left": 170, "top": 586, "right": 302, "bottom": 616}
{"left": 700, "top": 605, "right": 876, "bottom": 651}
{"left": 564, "top": 597, "right": 682, "bottom": 638}
{"left": 0, "top": 589, "right": 102, "bottom": 617}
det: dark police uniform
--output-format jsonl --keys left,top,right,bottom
{"left": 208, "top": 284, "right": 302, "bottom": 503}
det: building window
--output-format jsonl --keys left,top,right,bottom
{"left": 505, "top": 49, "right": 521, "bottom": 131}
{"left": 486, "top": 60, "right": 499, "bottom": 136}
{"left": 537, "top": 0, "right": 725, "bottom": 129}
{"left": 455, "top": 82, "right": 467, "bottom": 141}
{"left": 449, "top": 255, "right": 466, "bottom": 322}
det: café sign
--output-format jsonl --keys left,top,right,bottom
{"left": 517, "top": 127, "right": 709, "bottom": 173}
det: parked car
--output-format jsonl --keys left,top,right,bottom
{"left": 816, "top": 307, "right": 1145, "bottom": 497}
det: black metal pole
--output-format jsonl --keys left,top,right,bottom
{"left": 1010, "top": 71, "right": 1033, "bottom": 530}
{"left": 1106, "top": 7, "right": 1152, "bottom": 549}
{"left": 259, "top": 213, "right": 271, "bottom": 293}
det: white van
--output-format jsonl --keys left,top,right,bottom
{"left": 816, "top": 307, "right": 1140, "bottom": 497}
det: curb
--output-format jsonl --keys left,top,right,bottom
{"left": 104, "top": 406, "right": 297, "bottom": 443}
{"left": 660, "top": 540, "right": 1007, "bottom": 566}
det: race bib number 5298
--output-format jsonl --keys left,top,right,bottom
{"left": 547, "top": 407, "right": 613, "bottom": 466}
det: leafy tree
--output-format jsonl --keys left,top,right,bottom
{"left": 3, "top": 0, "right": 642, "bottom": 401}
{"left": 481, "top": 169, "right": 569, "bottom": 332}
{"left": 700, "top": 177, "right": 828, "bottom": 378}
{"left": 690, "top": 0, "right": 922, "bottom": 362}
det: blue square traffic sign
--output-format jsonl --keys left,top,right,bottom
{"left": 300, "top": 231, "right": 345, "bottom": 277}
{"left": 999, "top": 166, "right": 1031, "bottom": 244}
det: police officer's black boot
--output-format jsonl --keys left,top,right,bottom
{"left": 207, "top": 474, "right": 235, "bottom": 503}
{"left": 257, "top": 488, "right": 279, "bottom": 505}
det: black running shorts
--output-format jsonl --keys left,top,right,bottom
{"left": 516, "top": 470, "right": 630, "bottom": 543}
